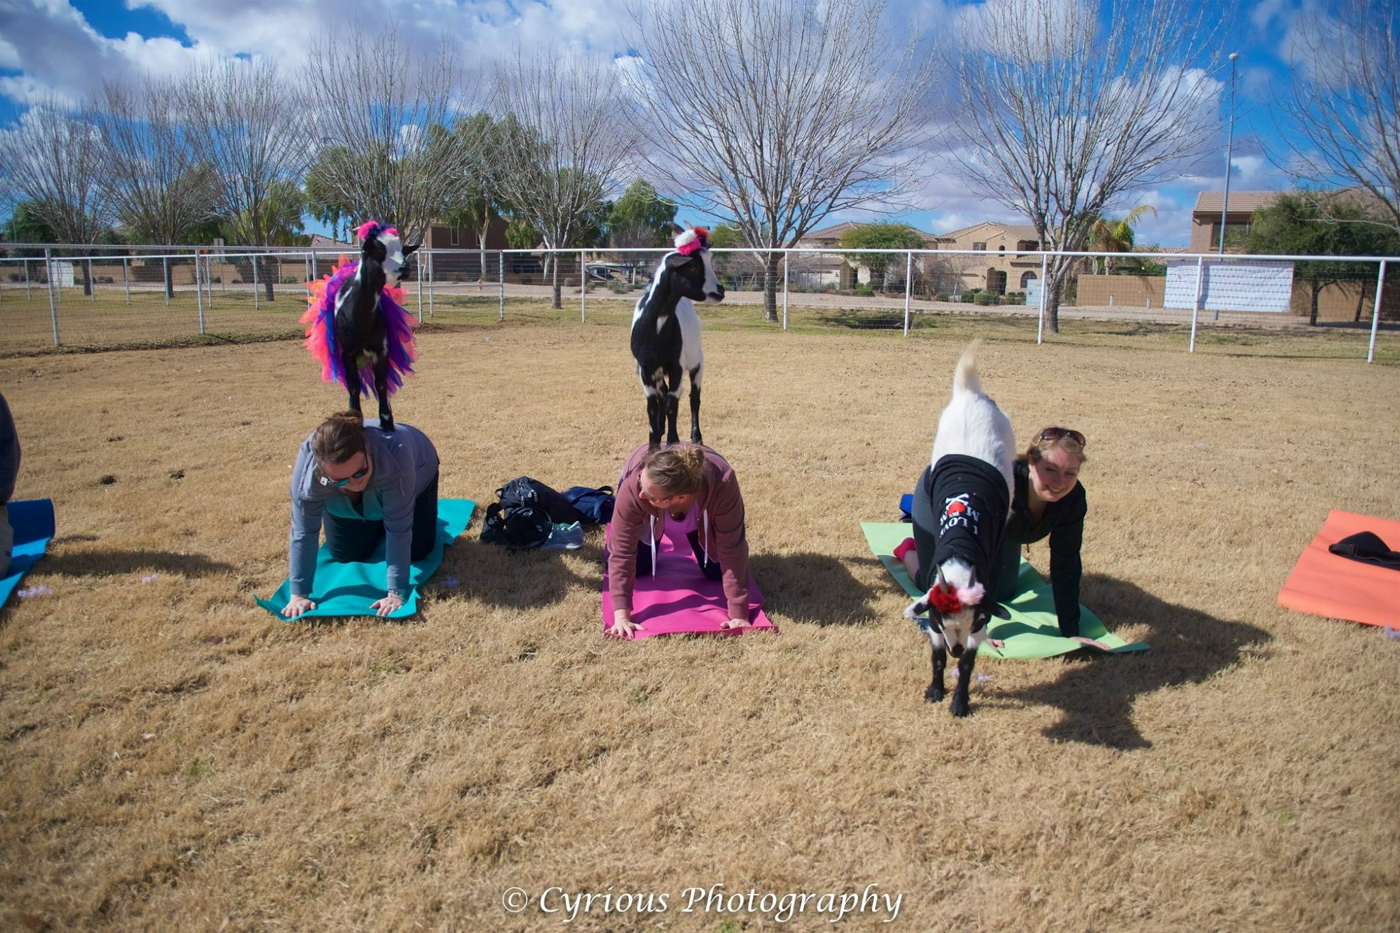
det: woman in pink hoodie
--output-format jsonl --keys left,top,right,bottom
{"left": 606, "top": 443, "right": 751, "bottom": 638}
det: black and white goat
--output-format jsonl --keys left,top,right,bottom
{"left": 904, "top": 341, "right": 1015, "bottom": 717}
{"left": 332, "top": 222, "right": 418, "bottom": 432}
{"left": 629, "top": 226, "right": 725, "bottom": 448}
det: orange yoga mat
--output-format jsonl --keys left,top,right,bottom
{"left": 1278, "top": 510, "right": 1400, "bottom": 628}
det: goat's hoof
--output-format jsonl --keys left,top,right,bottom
{"left": 950, "top": 696, "right": 971, "bottom": 718}
{"left": 924, "top": 684, "right": 945, "bottom": 704}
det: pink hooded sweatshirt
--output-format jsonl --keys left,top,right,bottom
{"left": 608, "top": 443, "right": 750, "bottom": 621}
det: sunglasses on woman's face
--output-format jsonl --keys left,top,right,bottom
{"left": 319, "top": 456, "right": 370, "bottom": 488}
{"left": 1039, "top": 427, "right": 1086, "bottom": 448}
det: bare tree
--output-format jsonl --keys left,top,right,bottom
{"left": 304, "top": 23, "right": 480, "bottom": 248}
{"left": 1279, "top": 0, "right": 1399, "bottom": 232}
{"left": 490, "top": 49, "right": 637, "bottom": 309}
{"left": 93, "top": 77, "right": 219, "bottom": 297}
{"left": 950, "top": 0, "right": 1221, "bottom": 332}
{"left": 632, "top": 0, "right": 934, "bottom": 322}
{"left": 439, "top": 112, "right": 512, "bottom": 287}
{"left": 0, "top": 97, "right": 111, "bottom": 294}
{"left": 181, "top": 57, "right": 309, "bottom": 300}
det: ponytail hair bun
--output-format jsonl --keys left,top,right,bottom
{"left": 642, "top": 444, "right": 707, "bottom": 496}
{"left": 311, "top": 410, "right": 367, "bottom": 465}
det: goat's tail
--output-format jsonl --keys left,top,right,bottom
{"left": 952, "top": 340, "right": 983, "bottom": 395}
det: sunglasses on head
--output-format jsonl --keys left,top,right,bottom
{"left": 319, "top": 458, "right": 370, "bottom": 488}
{"left": 1038, "top": 427, "right": 1086, "bottom": 448}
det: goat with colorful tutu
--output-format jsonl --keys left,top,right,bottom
{"left": 302, "top": 222, "right": 420, "bottom": 432}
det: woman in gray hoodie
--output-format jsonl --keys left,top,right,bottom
{"left": 283, "top": 410, "right": 439, "bottom": 619}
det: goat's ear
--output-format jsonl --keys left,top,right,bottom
{"left": 403, "top": 242, "right": 420, "bottom": 256}
{"left": 670, "top": 222, "right": 685, "bottom": 235}
{"left": 664, "top": 251, "right": 695, "bottom": 269}
{"left": 935, "top": 566, "right": 947, "bottom": 589}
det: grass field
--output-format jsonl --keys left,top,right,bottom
{"left": 1, "top": 307, "right": 1398, "bottom": 931}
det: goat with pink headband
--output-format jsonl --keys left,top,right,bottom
{"left": 302, "top": 221, "right": 420, "bottom": 432}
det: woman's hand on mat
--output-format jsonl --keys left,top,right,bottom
{"left": 371, "top": 593, "right": 405, "bottom": 617}
{"left": 1070, "top": 636, "right": 1110, "bottom": 651}
{"left": 987, "top": 637, "right": 1005, "bottom": 649}
{"left": 608, "top": 610, "right": 638, "bottom": 639}
{"left": 282, "top": 595, "right": 317, "bottom": 619}
{"left": 720, "top": 617, "right": 751, "bottom": 631}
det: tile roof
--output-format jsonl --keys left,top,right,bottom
{"left": 938, "top": 220, "right": 1041, "bottom": 241}
{"left": 1192, "top": 190, "right": 1281, "bottom": 213}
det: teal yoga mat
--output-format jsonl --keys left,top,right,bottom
{"left": 861, "top": 521, "right": 1149, "bottom": 658}
{"left": 1, "top": 499, "right": 55, "bottom": 608}
{"left": 256, "top": 499, "right": 474, "bottom": 621}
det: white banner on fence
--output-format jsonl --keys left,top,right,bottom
{"left": 1164, "top": 261, "right": 1295, "bottom": 313}
{"left": 46, "top": 259, "right": 75, "bottom": 287}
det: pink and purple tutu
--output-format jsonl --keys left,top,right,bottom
{"left": 301, "top": 255, "right": 418, "bottom": 398}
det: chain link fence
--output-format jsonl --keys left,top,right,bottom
{"left": 2, "top": 244, "right": 1396, "bottom": 361}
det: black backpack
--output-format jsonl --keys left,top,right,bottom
{"left": 480, "top": 476, "right": 580, "bottom": 549}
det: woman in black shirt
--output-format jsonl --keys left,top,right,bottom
{"left": 993, "top": 426, "right": 1107, "bottom": 649}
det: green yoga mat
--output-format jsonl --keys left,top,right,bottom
{"left": 256, "top": 499, "right": 474, "bottom": 621}
{"left": 861, "top": 522, "right": 1148, "bottom": 658}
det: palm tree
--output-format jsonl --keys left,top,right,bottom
{"left": 1086, "top": 204, "right": 1158, "bottom": 274}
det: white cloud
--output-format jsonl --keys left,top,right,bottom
{"left": 0, "top": 0, "right": 660, "bottom": 120}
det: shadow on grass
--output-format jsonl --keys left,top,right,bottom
{"left": 40, "top": 548, "right": 235, "bottom": 578}
{"left": 438, "top": 533, "right": 605, "bottom": 611}
{"left": 995, "top": 574, "right": 1270, "bottom": 750}
{"left": 749, "top": 552, "right": 879, "bottom": 626}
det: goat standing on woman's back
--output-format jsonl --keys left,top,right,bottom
{"left": 630, "top": 226, "right": 726, "bottom": 448}
{"left": 302, "top": 221, "right": 419, "bottom": 432}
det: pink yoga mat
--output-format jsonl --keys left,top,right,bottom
{"left": 601, "top": 514, "right": 775, "bottom": 640}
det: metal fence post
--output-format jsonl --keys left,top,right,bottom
{"left": 903, "top": 251, "right": 913, "bottom": 336}
{"left": 427, "top": 249, "right": 435, "bottom": 318}
{"left": 45, "top": 248, "right": 59, "bottom": 346}
{"left": 782, "top": 252, "right": 789, "bottom": 331}
{"left": 205, "top": 253, "right": 214, "bottom": 309}
{"left": 499, "top": 251, "right": 505, "bottom": 322}
{"left": 123, "top": 256, "right": 130, "bottom": 305}
{"left": 196, "top": 251, "right": 206, "bottom": 335}
{"left": 253, "top": 252, "right": 260, "bottom": 311}
{"left": 163, "top": 256, "right": 169, "bottom": 307}
{"left": 88, "top": 258, "right": 96, "bottom": 302}
{"left": 25, "top": 259, "right": 31, "bottom": 300}
{"left": 1036, "top": 254, "right": 1048, "bottom": 344}
{"left": 580, "top": 249, "right": 587, "bottom": 323}
{"left": 1189, "top": 255, "right": 1205, "bottom": 353}
{"left": 1368, "top": 259, "right": 1387, "bottom": 364}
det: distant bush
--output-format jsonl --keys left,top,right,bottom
{"left": 854, "top": 283, "right": 875, "bottom": 297}
{"left": 935, "top": 293, "right": 949, "bottom": 302}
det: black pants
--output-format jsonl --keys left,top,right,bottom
{"left": 325, "top": 471, "right": 439, "bottom": 563}
{"left": 636, "top": 528, "right": 722, "bottom": 581}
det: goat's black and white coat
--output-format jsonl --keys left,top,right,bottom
{"left": 305, "top": 221, "right": 419, "bottom": 432}
{"left": 904, "top": 341, "right": 1015, "bottom": 717}
{"left": 629, "top": 227, "right": 725, "bottom": 448}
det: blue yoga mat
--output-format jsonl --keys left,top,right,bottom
{"left": 255, "top": 498, "right": 474, "bottom": 621}
{"left": 1, "top": 499, "right": 55, "bottom": 608}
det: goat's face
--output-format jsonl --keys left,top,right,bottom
{"left": 935, "top": 602, "right": 991, "bottom": 658}
{"left": 903, "top": 566, "right": 989, "bottom": 658}
{"left": 374, "top": 229, "right": 418, "bottom": 287}
{"left": 663, "top": 248, "right": 725, "bottom": 303}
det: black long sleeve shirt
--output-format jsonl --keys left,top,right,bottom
{"left": 995, "top": 459, "right": 1086, "bottom": 637}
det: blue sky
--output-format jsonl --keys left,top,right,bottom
{"left": 0, "top": 0, "right": 1313, "bottom": 246}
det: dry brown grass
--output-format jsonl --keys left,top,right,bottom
{"left": 1, "top": 309, "right": 1398, "bottom": 932}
